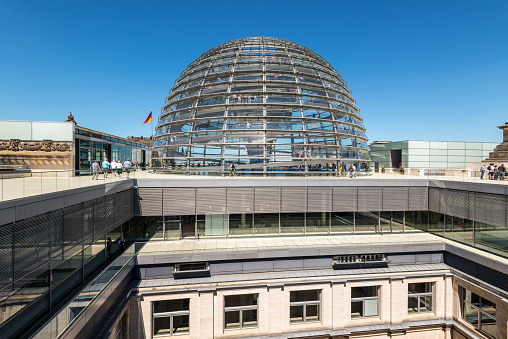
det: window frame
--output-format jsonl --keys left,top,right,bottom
{"left": 289, "top": 289, "right": 321, "bottom": 324}
{"left": 460, "top": 287, "right": 496, "bottom": 338}
{"left": 351, "top": 286, "right": 380, "bottom": 319}
{"left": 407, "top": 282, "right": 434, "bottom": 313}
{"left": 152, "top": 299, "right": 190, "bottom": 337}
{"left": 223, "top": 293, "right": 259, "bottom": 330}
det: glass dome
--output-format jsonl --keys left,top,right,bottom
{"left": 152, "top": 37, "right": 369, "bottom": 172}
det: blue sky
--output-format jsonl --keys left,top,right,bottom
{"left": 0, "top": 0, "right": 507, "bottom": 142}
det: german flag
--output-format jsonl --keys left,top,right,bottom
{"left": 143, "top": 111, "right": 152, "bottom": 124}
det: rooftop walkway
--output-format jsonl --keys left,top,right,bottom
{"left": 1, "top": 169, "right": 507, "bottom": 202}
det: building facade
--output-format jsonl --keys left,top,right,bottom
{"left": 0, "top": 117, "right": 151, "bottom": 172}
{"left": 370, "top": 140, "right": 497, "bottom": 170}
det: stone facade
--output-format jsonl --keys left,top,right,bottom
{"left": 0, "top": 139, "right": 73, "bottom": 170}
{"left": 128, "top": 269, "right": 477, "bottom": 339}
{"left": 484, "top": 122, "right": 508, "bottom": 161}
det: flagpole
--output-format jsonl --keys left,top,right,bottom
{"left": 150, "top": 110, "right": 153, "bottom": 138}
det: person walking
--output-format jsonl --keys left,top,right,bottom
{"left": 499, "top": 164, "right": 506, "bottom": 181}
{"left": 111, "top": 160, "right": 117, "bottom": 176}
{"left": 124, "top": 158, "right": 132, "bottom": 178}
{"left": 91, "top": 160, "right": 100, "bottom": 180}
{"left": 494, "top": 165, "right": 499, "bottom": 180}
{"left": 338, "top": 164, "right": 343, "bottom": 177}
{"left": 102, "top": 158, "right": 110, "bottom": 178}
{"left": 117, "top": 160, "right": 123, "bottom": 177}
{"left": 480, "top": 164, "right": 486, "bottom": 179}
{"left": 118, "top": 236, "right": 126, "bottom": 254}
{"left": 106, "top": 237, "right": 112, "bottom": 257}
{"left": 488, "top": 163, "right": 495, "bottom": 180}
{"left": 229, "top": 162, "right": 236, "bottom": 177}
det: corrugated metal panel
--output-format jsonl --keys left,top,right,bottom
{"left": 136, "top": 188, "right": 163, "bottom": 216}
{"left": 332, "top": 187, "right": 357, "bottom": 211}
{"left": 357, "top": 187, "right": 381, "bottom": 211}
{"left": 408, "top": 187, "right": 428, "bottom": 211}
{"left": 468, "top": 191, "right": 475, "bottom": 221}
{"left": 307, "top": 187, "right": 332, "bottom": 212}
{"left": 0, "top": 224, "right": 13, "bottom": 295}
{"left": 475, "top": 192, "right": 505, "bottom": 227}
{"left": 442, "top": 189, "right": 468, "bottom": 219}
{"left": 254, "top": 187, "right": 280, "bottom": 213}
{"left": 164, "top": 188, "right": 196, "bottom": 215}
{"left": 196, "top": 187, "right": 227, "bottom": 214}
{"left": 281, "top": 187, "right": 307, "bottom": 212}
{"left": 382, "top": 187, "right": 407, "bottom": 211}
{"left": 428, "top": 187, "right": 440, "bottom": 213}
{"left": 227, "top": 187, "right": 254, "bottom": 214}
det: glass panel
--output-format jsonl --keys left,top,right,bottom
{"left": 355, "top": 212, "right": 378, "bottom": 233}
{"left": 242, "top": 309, "right": 257, "bottom": 328}
{"left": 420, "top": 295, "right": 432, "bottom": 312}
{"left": 228, "top": 214, "right": 253, "bottom": 236}
{"left": 254, "top": 213, "right": 279, "bottom": 235}
{"left": 306, "top": 212, "right": 329, "bottom": 234}
{"left": 290, "top": 290, "right": 320, "bottom": 302}
{"left": 225, "top": 311, "right": 240, "bottom": 329}
{"left": 351, "top": 300, "right": 363, "bottom": 318}
{"left": 481, "top": 315, "right": 496, "bottom": 337}
{"left": 164, "top": 216, "right": 180, "bottom": 240}
{"left": 364, "top": 299, "right": 378, "bottom": 317}
{"left": 464, "top": 303, "right": 479, "bottom": 326}
{"left": 290, "top": 305, "right": 304, "bottom": 323}
{"left": 408, "top": 283, "right": 432, "bottom": 294}
{"left": 173, "top": 315, "right": 190, "bottom": 334}
{"left": 392, "top": 211, "right": 404, "bottom": 232}
{"left": 225, "top": 294, "right": 257, "bottom": 307}
{"left": 154, "top": 299, "right": 190, "bottom": 313}
{"left": 408, "top": 296, "right": 419, "bottom": 313}
{"left": 380, "top": 212, "right": 391, "bottom": 232}
{"left": 352, "top": 286, "right": 378, "bottom": 298}
{"left": 280, "top": 213, "right": 304, "bottom": 235}
{"left": 306, "top": 304, "right": 319, "bottom": 322}
{"left": 153, "top": 317, "right": 171, "bottom": 336}
{"left": 331, "top": 212, "right": 354, "bottom": 234}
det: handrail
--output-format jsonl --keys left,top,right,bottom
{"left": 32, "top": 242, "right": 145, "bottom": 339}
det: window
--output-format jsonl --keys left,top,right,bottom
{"left": 153, "top": 299, "right": 190, "bottom": 336}
{"left": 460, "top": 287, "right": 496, "bottom": 338}
{"left": 290, "top": 290, "right": 320, "bottom": 323}
{"left": 351, "top": 286, "right": 379, "bottom": 318}
{"left": 408, "top": 283, "right": 433, "bottom": 313}
{"left": 224, "top": 294, "right": 258, "bottom": 329}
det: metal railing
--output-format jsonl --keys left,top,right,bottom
{"left": 32, "top": 242, "right": 145, "bottom": 339}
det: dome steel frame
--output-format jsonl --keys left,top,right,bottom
{"left": 152, "top": 37, "right": 369, "bottom": 172}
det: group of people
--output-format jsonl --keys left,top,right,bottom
{"left": 91, "top": 158, "right": 132, "bottom": 180}
{"left": 480, "top": 163, "right": 507, "bottom": 180}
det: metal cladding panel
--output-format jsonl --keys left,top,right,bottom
{"left": 281, "top": 187, "right": 307, "bottom": 212}
{"left": 307, "top": 187, "right": 332, "bottom": 212}
{"left": 357, "top": 187, "right": 381, "bottom": 212}
{"left": 196, "top": 187, "right": 227, "bottom": 214}
{"left": 115, "top": 190, "right": 134, "bottom": 223}
{"left": 0, "top": 224, "right": 13, "bottom": 295}
{"left": 475, "top": 192, "right": 505, "bottom": 227}
{"left": 429, "top": 187, "right": 440, "bottom": 213}
{"left": 227, "top": 187, "right": 254, "bottom": 214}
{"left": 13, "top": 214, "right": 52, "bottom": 290}
{"left": 164, "top": 188, "right": 196, "bottom": 215}
{"left": 382, "top": 187, "right": 407, "bottom": 211}
{"left": 254, "top": 187, "right": 280, "bottom": 213}
{"left": 136, "top": 188, "right": 163, "bottom": 216}
{"left": 442, "top": 189, "right": 468, "bottom": 219}
{"left": 408, "top": 187, "right": 428, "bottom": 211}
{"left": 332, "top": 186, "right": 357, "bottom": 211}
